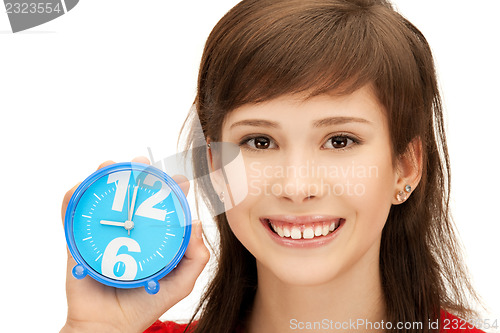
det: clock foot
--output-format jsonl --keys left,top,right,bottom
{"left": 145, "top": 279, "right": 160, "bottom": 294}
{"left": 72, "top": 264, "right": 88, "bottom": 280}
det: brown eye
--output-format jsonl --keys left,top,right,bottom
{"left": 252, "top": 137, "right": 271, "bottom": 149}
{"left": 331, "top": 136, "right": 348, "bottom": 148}
{"left": 239, "top": 136, "right": 277, "bottom": 151}
{"left": 324, "top": 135, "right": 356, "bottom": 149}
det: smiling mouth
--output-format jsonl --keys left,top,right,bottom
{"left": 260, "top": 218, "right": 345, "bottom": 240}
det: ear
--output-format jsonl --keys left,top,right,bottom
{"left": 392, "top": 137, "right": 423, "bottom": 205}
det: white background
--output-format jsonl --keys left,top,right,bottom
{"left": 0, "top": 1, "right": 498, "bottom": 332}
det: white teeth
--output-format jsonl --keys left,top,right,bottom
{"left": 291, "top": 227, "right": 301, "bottom": 239}
{"left": 329, "top": 221, "right": 336, "bottom": 231}
{"left": 268, "top": 220, "right": 343, "bottom": 239}
{"left": 276, "top": 225, "right": 284, "bottom": 237}
{"left": 314, "top": 225, "right": 323, "bottom": 237}
{"left": 322, "top": 224, "right": 329, "bottom": 236}
{"left": 303, "top": 227, "right": 314, "bottom": 239}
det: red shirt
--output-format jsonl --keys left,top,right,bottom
{"left": 144, "top": 320, "right": 193, "bottom": 333}
{"left": 145, "top": 311, "right": 485, "bottom": 333}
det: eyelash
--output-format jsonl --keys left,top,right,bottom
{"left": 238, "top": 133, "right": 361, "bottom": 152}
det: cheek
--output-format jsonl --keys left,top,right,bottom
{"left": 343, "top": 160, "right": 395, "bottom": 213}
{"left": 224, "top": 201, "right": 262, "bottom": 261}
{"left": 225, "top": 159, "right": 275, "bottom": 205}
{"left": 350, "top": 171, "right": 394, "bottom": 237}
{"left": 219, "top": 158, "right": 268, "bottom": 249}
{"left": 336, "top": 152, "right": 396, "bottom": 248}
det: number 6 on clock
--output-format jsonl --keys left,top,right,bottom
{"left": 102, "top": 237, "right": 141, "bottom": 280}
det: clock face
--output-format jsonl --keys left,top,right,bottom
{"left": 65, "top": 163, "right": 190, "bottom": 290}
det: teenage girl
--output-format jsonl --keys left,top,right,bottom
{"left": 61, "top": 1, "right": 485, "bottom": 332}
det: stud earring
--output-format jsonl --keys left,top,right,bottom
{"left": 219, "top": 191, "right": 224, "bottom": 203}
{"left": 207, "top": 143, "right": 211, "bottom": 149}
{"left": 396, "top": 185, "right": 412, "bottom": 202}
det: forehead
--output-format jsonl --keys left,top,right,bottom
{"left": 223, "top": 85, "right": 387, "bottom": 130}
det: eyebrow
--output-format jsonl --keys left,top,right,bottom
{"left": 312, "top": 116, "right": 372, "bottom": 128}
{"left": 229, "top": 116, "right": 372, "bottom": 129}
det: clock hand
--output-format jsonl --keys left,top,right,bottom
{"left": 123, "top": 184, "right": 139, "bottom": 236}
{"left": 100, "top": 220, "right": 126, "bottom": 227}
{"left": 129, "top": 184, "right": 139, "bottom": 221}
{"left": 126, "top": 184, "right": 131, "bottom": 235}
{"left": 127, "top": 184, "right": 130, "bottom": 221}
{"left": 100, "top": 220, "right": 135, "bottom": 233}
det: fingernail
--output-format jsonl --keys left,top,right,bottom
{"left": 195, "top": 220, "right": 203, "bottom": 239}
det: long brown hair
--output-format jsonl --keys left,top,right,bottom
{"left": 179, "top": 0, "right": 481, "bottom": 332}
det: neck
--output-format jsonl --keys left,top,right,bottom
{"left": 246, "top": 248, "right": 386, "bottom": 333}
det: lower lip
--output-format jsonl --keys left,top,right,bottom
{"left": 261, "top": 219, "right": 345, "bottom": 248}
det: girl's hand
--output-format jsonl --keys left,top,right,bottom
{"left": 60, "top": 157, "right": 210, "bottom": 333}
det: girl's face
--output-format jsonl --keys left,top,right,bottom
{"left": 216, "top": 85, "right": 400, "bottom": 285}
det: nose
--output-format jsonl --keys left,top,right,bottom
{"left": 273, "top": 152, "right": 324, "bottom": 204}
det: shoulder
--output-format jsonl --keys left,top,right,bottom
{"left": 440, "top": 310, "right": 486, "bottom": 333}
{"left": 144, "top": 320, "right": 196, "bottom": 333}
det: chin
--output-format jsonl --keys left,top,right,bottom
{"left": 258, "top": 256, "right": 346, "bottom": 287}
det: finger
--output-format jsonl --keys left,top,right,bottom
{"left": 62, "top": 182, "right": 82, "bottom": 260}
{"left": 98, "top": 160, "right": 115, "bottom": 170}
{"left": 61, "top": 182, "right": 81, "bottom": 222}
{"left": 131, "top": 156, "right": 151, "bottom": 164}
{"left": 157, "top": 220, "right": 209, "bottom": 304}
{"left": 181, "top": 220, "right": 209, "bottom": 265}
{"left": 171, "top": 174, "right": 190, "bottom": 197}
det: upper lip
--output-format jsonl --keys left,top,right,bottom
{"left": 259, "top": 215, "right": 342, "bottom": 225}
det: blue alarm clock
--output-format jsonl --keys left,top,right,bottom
{"left": 64, "top": 162, "right": 191, "bottom": 294}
